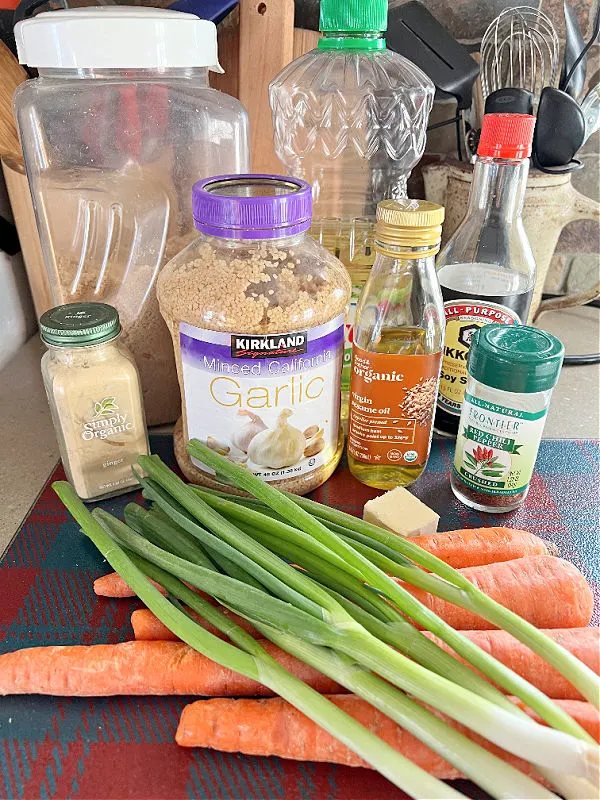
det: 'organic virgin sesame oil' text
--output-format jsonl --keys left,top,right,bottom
{"left": 348, "top": 328, "right": 442, "bottom": 488}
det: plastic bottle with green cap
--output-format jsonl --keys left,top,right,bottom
{"left": 269, "top": 0, "right": 434, "bottom": 423}
{"left": 451, "top": 324, "right": 564, "bottom": 513}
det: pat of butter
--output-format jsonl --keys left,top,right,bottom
{"left": 363, "top": 487, "right": 439, "bottom": 538}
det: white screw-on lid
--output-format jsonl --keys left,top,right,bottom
{"left": 15, "top": 6, "right": 224, "bottom": 71}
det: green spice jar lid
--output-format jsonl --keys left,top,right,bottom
{"left": 40, "top": 302, "right": 120, "bottom": 347}
{"left": 468, "top": 324, "right": 564, "bottom": 394}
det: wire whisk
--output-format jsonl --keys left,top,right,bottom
{"left": 480, "top": 6, "right": 559, "bottom": 102}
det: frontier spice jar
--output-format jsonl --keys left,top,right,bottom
{"left": 40, "top": 303, "right": 149, "bottom": 501}
{"left": 157, "top": 175, "right": 351, "bottom": 494}
{"left": 452, "top": 324, "right": 564, "bottom": 512}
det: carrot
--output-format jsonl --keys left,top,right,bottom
{"left": 400, "top": 556, "right": 594, "bottom": 630}
{"left": 93, "top": 525, "right": 542, "bottom": 596}
{"left": 422, "top": 628, "right": 600, "bottom": 700}
{"left": 411, "top": 527, "right": 549, "bottom": 568}
{"left": 94, "top": 572, "right": 163, "bottom": 598}
{"left": 176, "top": 694, "right": 599, "bottom": 778}
{"left": 131, "top": 607, "right": 260, "bottom": 642}
{"left": 94, "top": 572, "right": 211, "bottom": 604}
{"left": 0, "top": 641, "right": 342, "bottom": 697}
{"left": 129, "top": 617, "right": 599, "bottom": 701}
{"left": 94, "top": 526, "right": 547, "bottom": 596}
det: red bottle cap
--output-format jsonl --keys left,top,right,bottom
{"left": 477, "top": 113, "right": 536, "bottom": 160}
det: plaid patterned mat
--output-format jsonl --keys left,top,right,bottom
{"left": 0, "top": 436, "right": 597, "bottom": 800}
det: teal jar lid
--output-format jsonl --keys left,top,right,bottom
{"left": 468, "top": 324, "right": 564, "bottom": 393}
{"left": 319, "top": 0, "right": 387, "bottom": 35}
{"left": 40, "top": 302, "right": 121, "bottom": 347}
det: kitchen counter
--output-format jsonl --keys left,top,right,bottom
{"left": 1, "top": 305, "right": 598, "bottom": 555}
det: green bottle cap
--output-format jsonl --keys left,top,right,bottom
{"left": 319, "top": 0, "right": 388, "bottom": 34}
{"left": 468, "top": 325, "right": 564, "bottom": 394}
{"left": 40, "top": 302, "right": 121, "bottom": 348}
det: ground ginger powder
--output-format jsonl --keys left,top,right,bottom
{"left": 41, "top": 303, "right": 149, "bottom": 501}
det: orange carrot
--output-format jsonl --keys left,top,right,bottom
{"left": 176, "top": 694, "right": 599, "bottom": 777}
{"left": 129, "top": 617, "right": 599, "bottom": 701}
{"left": 400, "top": 556, "right": 594, "bottom": 630}
{"left": 411, "top": 527, "right": 548, "bottom": 568}
{"left": 131, "top": 608, "right": 260, "bottom": 642}
{"left": 0, "top": 641, "right": 342, "bottom": 697}
{"left": 95, "top": 529, "right": 548, "bottom": 595}
{"left": 94, "top": 572, "right": 212, "bottom": 603}
{"left": 94, "top": 572, "right": 164, "bottom": 598}
{"left": 422, "top": 628, "right": 600, "bottom": 700}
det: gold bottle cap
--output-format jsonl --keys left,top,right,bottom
{"left": 375, "top": 199, "right": 445, "bottom": 257}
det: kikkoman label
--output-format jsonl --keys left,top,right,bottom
{"left": 180, "top": 316, "right": 344, "bottom": 483}
{"left": 453, "top": 392, "right": 549, "bottom": 496}
{"left": 437, "top": 301, "right": 521, "bottom": 416}
{"left": 348, "top": 346, "right": 442, "bottom": 466}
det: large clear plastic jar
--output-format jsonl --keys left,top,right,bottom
{"left": 14, "top": 7, "right": 249, "bottom": 426}
{"left": 269, "top": 0, "right": 434, "bottom": 416}
{"left": 157, "top": 175, "right": 351, "bottom": 495}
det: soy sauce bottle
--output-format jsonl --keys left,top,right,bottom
{"left": 434, "top": 113, "right": 537, "bottom": 438}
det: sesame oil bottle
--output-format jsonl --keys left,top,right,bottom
{"left": 348, "top": 200, "right": 445, "bottom": 489}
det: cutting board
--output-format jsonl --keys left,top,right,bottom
{"left": 0, "top": 435, "right": 597, "bottom": 799}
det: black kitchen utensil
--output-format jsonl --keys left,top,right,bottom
{"left": 484, "top": 88, "right": 534, "bottom": 116}
{"left": 387, "top": 0, "right": 479, "bottom": 160}
{"left": 561, "top": 2, "right": 600, "bottom": 99}
{"left": 533, "top": 86, "right": 586, "bottom": 171}
{"left": 387, "top": 1, "right": 479, "bottom": 110}
{"left": 559, "top": 0, "right": 587, "bottom": 100}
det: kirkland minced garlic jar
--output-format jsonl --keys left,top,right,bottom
{"left": 157, "top": 174, "right": 351, "bottom": 495}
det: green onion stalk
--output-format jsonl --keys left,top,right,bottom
{"left": 53, "top": 481, "right": 467, "bottom": 800}
{"left": 190, "top": 484, "right": 591, "bottom": 735}
{"left": 133, "top": 502, "right": 598, "bottom": 799}
{"left": 183, "top": 446, "right": 599, "bottom": 735}
{"left": 286, "top": 486, "right": 600, "bottom": 710}
{"left": 112, "top": 455, "right": 598, "bottom": 781}
{"left": 188, "top": 440, "right": 599, "bottom": 710}
{"left": 121, "top": 517, "right": 562, "bottom": 800}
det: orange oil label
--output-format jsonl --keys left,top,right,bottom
{"left": 348, "top": 345, "right": 442, "bottom": 466}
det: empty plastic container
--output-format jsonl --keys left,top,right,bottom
{"left": 14, "top": 7, "right": 250, "bottom": 425}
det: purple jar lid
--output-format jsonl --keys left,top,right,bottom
{"left": 192, "top": 174, "right": 312, "bottom": 239}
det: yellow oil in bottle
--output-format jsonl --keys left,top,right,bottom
{"left": 347, "top": 199, "right": 445, "bottom": 491}
{"left": 348, "top": 326, "right": 434, "bottom": 490}
{"left": 310, "top": 220, "right": 375, "bottom": 428}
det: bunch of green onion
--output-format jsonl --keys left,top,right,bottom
{"left": 53, "top": 439, "right": 600, "bottom": 800}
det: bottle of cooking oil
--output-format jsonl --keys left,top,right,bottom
{"left": 348, "top": 200, "right": 445, "bottom": 489}
{"left": 268, "top": 0, "right": 434, "bottom": 424}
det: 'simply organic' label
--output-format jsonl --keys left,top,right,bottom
{"left": 348, "top": 346, "right": 441, "bottom": 466}
{"left": 179, "top": 316, "right": 344, "bottom": 482}
{"left": 453, "top": 392, "right": 548, "bottom": 495}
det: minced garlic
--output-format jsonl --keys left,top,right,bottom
{"left": 157, "top": 175, "right": 351, "bottom": 495}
